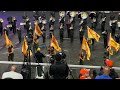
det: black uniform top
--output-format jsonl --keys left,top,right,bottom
{"left": 102, "top": 31, "right": 108, "bottom": 40}
{"left": 35, "top": 51, "right": 45, "bottom": 63}
{"left": 49, "top": 61, "right": 69, "bottom": 79}
{"left": 0, "top": 22, "right": 3, "bottom": 28}
{"left": 115, "top": 34, "right": 120, "bottom": 43}
{"left": 59, "top": 17, "right": 65, "bottom": 24}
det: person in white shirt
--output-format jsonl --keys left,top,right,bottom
{"left": 2, "top": 65, "right": 23, "bottom": 79}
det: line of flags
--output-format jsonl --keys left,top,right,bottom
{"left": 4, "top": 23, "right": 120, "bottom": 61}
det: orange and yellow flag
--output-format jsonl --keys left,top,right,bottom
{"left": 34, "top": 22, "right": 43, "bottom": 36}
{"left": 4, "top": 31, "right": 13, "bottom": 48}
{"left": 50, "top": 34, "right": 61, "bottom": 52}
{"left": 87, "top": 26, "right": 100, "bottom": 42}
{"left": 22, "top": 36, "right": 28, "bottom": 56}
{"left": 81, "top": 36, "right": 91, "bottom": 60}
{"left": 108, "top": 33, "right": 120, "bottom": 55}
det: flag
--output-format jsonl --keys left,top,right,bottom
{"left": 108, "top": 33, "right": 120, "bottom": 54}
{"left": 4, "top": 31, "right": 13, "bottom": 48}
{"left": 81, "top": 37, "right": 91, "bottom": 60}
{"left": 22, "top": 37, "right": 28, "bottom": 56}
{"left": 50, "top": 34, "right": 61, "bottom": 52}
{"left": 34, "top": 22, "right": 43, "bottom": 36}
{"left": 87, "top": 26, "right": 100, "bottom": 42}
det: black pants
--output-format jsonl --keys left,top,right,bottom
{"left": 104, "top": 39, "right": 108, "bottom": 48}
{"left": 70, "top": 30, "right": 74, "bottom": 43}
{"left": 92, "top": 39, "right": 95, "bottom": 45}
{"left": 42, "top": 32, "right": 46, "bottom": 43}
{"left": 79, "top": 59, "right": 84, "bottom": 65}
{"left": 0, "top": 27, "right": 3, "bottom": 36}
{"left": 111, "top": 28, "right": 116, "bottom": 37}
{"left": 37, "top": 65, "right": 43, "bottom": 77}
{"left": 12, "top": 26, "right": 16, "bottom": 34}
{"left": 49, "top": 30, "right": 54, "bottom": 39}
{"left": 60, "top": 31, "right": 64, "bottom": 42}
{"left": 67, "top": 29, "right": 70, "bottom": 38}
{"left": 8, "top": 53, "right": 14, "bottom": 61}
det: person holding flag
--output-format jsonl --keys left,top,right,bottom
{"left": 107, "top": 33, "right": 120, "bottom": 59}
{"left": 87, "top": 26, "right": 100, "bottom": 49}
{"left": 81, "top": 36, "right": 91, "bottom": 60}
{"left": 4, "top": 31, "right": 14, "bottom": 61}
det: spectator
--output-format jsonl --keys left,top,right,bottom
{"left": 104, "top": 59, "right": 119, "bottom": 79}
{"left": 79, "top": 68, "right": 91, "bottom": 79}
{"left": 90, "top": 69, "right": 97, "bottom": 79}
{"left": 2, "top": 65, "right": 23, "bottom": 79}
{"left": 49, "top": 53, "right": 69, "bottom": 79}
{"left": 95, "top": 66, "right": 112, "bottom": 79}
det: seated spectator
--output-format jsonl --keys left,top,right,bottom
{"left": 79, "top": 68, "right": 91, "bottom": 79}
{"left": 95, "top": 66, "right": 112, "bottom": 79}
{"left": 2, "top": 65, "right": 23, "bottom": 79}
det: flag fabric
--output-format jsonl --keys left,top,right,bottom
{"left": 108, "top": 33, "right": 120, "bottom": 54}
{"left": 81, "top": 37, "right": 91, "bottom": 60}
{"left": 22, "top": 37, "right": 28, "bottom": 56}
{"left": 4, "top": 31, "right": 13, "bottom": 48}
{"left": 50, "top": 34, "right": 61, "bottom": 52}
{"left": 87, "top": 26, "right": 100, "bottom": 42}
{"left": 34, "top": 22, "right": 43, "bottom": 36}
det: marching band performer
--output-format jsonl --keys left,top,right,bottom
{"left": 69, "top": 23, "right": 74, "bottom": 43}
{"left": 102, "top": 30, "right": 108, "bottom": 48}
{"left": 41, "top": 24, "right": 46, "bottom": 43}
{"left": 25, "top": 17, "right": 31, "bottom": 35}
{"left": 100, "top": 13, "right": 106, "bottom": 33}
{"left": 66, "top": 18, "right": 71, "bottom": 38}
{"left": 8, "top": 45, "right": 14, "bottom": 61}
{"left": 79, "top": 26, "right": 84, "bottom": 44}
{"left": 4, "top": 27, "right": 9, "bottom": 36}
{"left": 17, "top": 27, "right": 22, "bottom": 43}
{"left": 109, "top": 15, "right": 117, "bottom": 36}
{"left": 49, "top": 14, "right": 55, "bottom": 28}
{"left": 59, "top": 23, "right": 64, "bottom": 42}
{"left": 0, "top": 18, "right": 3, "bottom": 36}
{"left": 49, "top": 25, "right": 54, "bottom": 39}
{"left": 89, "top": 11, "right": 97, "bottom": 30}
{"left": 117, "top": 13, "right": 120, "bottom": 30}
{"left": 12, "top": 17, "right": 17, "bottom": 35}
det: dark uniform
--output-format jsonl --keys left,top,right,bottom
{"left": 41, "top": 24, "right": 46, "bottom": 43}
{"left": 69, "top": 24, "right": 74, "bottom": 43}
{"left": 33, "top": 36, "right": 39, "bottom": 55}
{"left": 115, "top": 33, "right": 120, "bottom": 43}
{"left": 7, "top": 16, "right": 13, "bottom": 31}
{"left": 8, "top": 45, "right": 14, "bottom": 61}
{"left": 100, "top": 14, "right": 106, "bottom": 32}
{"left": 35, "top": 49, "right": 45, "bottom": 76}
{"left": 79, "top": 52, "right": 85, "bottom": 65}
{"left": 17, "top": 28, "right": 22, "bottom": 43}
{"left": 25, "top": 19, "right": 30, "bottom": 35}
{"left": 66, "top": 19, "right": 71, "bottom": 38}
{"left": 0, "top": 20, "right": 3, "bottom": 36}
{"left": 102, "top": 30, "right": 108, "bottom": 48}
{"left": 12, "top": 17, "right": 17, "bottom": 34}
{"left": 79, "top": 26, "right": 84, "bottom": 44}
{"left": 117, "top": 14, "right": 120, "bottom": 30}
{"left": 49, "top": 25, "right": 54, "bottom": 39}
{"left": 59, "top": 23, "right": 64, "bottom": 42}
{"left": 4, "top": 27, "right": 9, "bottom": 36}
{"left": 49, "top": 53, "right": 69, "bottom": 79}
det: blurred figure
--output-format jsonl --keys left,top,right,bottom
{"left": 115, "top": 33, "right": 120, "bottom": 43}
{"left": 95, "top": 66, "right": 112, "bottom": 79}
{"left": 79, "top": 51, "right": 85, "bottom": 65}
{"left": 8, "top": 45, "right": 14, "bottom": 61}
{"left": 0, "top": 18, "right": 3, "bottom": 36}
{"left": 102, "top": 30, "right": 108, "bottom": 48}
{"left": 79, "top": 68, "right": 91, "bottom": 79}
{"left": 17, "top": 27, "right": 22, "bottom": 43}
{"left": 90, "top": 69, "right": 97, "bottom": 79}
{"left": 49, "top": 53, "right": 69, "bottom": 79}
{"left": 2, "top": 65, "right": 23, "bottom": 79}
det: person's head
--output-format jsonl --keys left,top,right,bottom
{"left": 37, "top": 48, "right": 41, "bottom": 52}
{"left": 80, "top": 68, "right": 90, "bottom": 77}
{"left": 81, "top": 52, "right": 84, "bottom": 55}
{"left": 104, "top": 59, "right": 114, "bottom": 68}
{"left": 55, "top": 53, "right": 62, "bottom": 62}
{"left": 10, "top": 65, "right": 17, "bottom": 72}
{"left": 90, "top": 70, "right": 97, "bottom": 79}
{"left": 103, "top": 66, "right": 111, "bottom": 75}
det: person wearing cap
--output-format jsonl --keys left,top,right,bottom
{"left": 95, "top": 66, "right": 112, "bottom": 79}
{"left": 79, "top": 68, "right": 91, "bottom": 79}
{"left": 35, "top": 48, "right": 45, "bottom": 77}
{"left": 104, "top": 59, "right": 119, "bottom": 79}
{"left": 49, "top": 53, "right": 69, "bottom": 79}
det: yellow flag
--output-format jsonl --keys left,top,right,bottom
{"left": 87, "top": 26, "right": 100, "bottom": 42}
{"left": 108, "top": 33, "right": 120, "bottom": 53}
{"left": 50, "top": 34, "right": 61, "bottom": 52}
{"left": 34, "top": 22, "right": 43, "bottom": 36}
{"left": 4, "top": 31, "right": 13, "bottom": 48}
{"left": 81, "top": 37, "right": 91, "bottom": 60}
{"left": 22, "top": 37, "right": 28, "bottom": 56}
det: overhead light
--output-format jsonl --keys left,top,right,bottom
{"left": 3, "top": 11, "right": 6, "bottom": 12}
{"left": 33, "top": 11, "right": 36, "bottom": 12}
